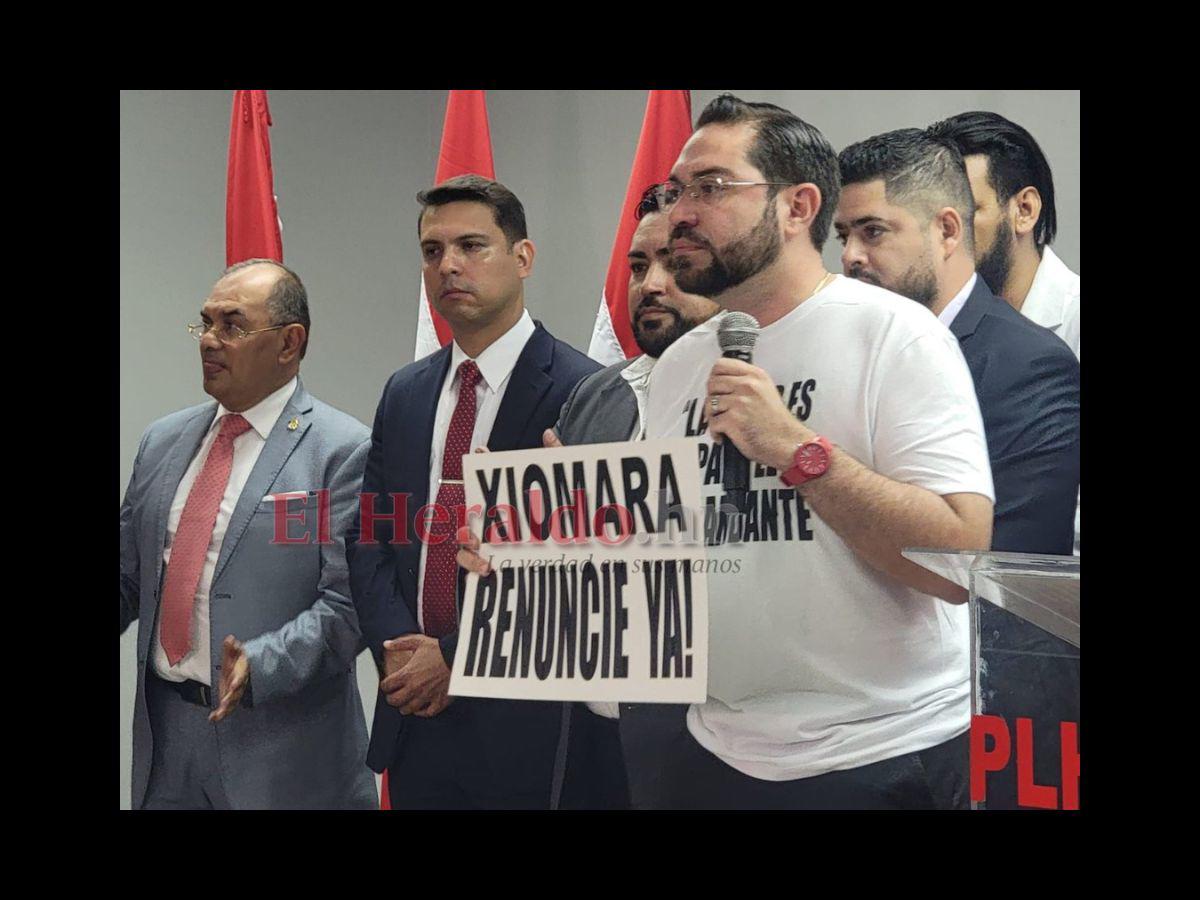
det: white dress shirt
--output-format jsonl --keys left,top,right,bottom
{"left": 417, "top": 310, "right": 536, "bottom": 632}
{"left": 619, "top": 352, "right": 657, "bottom": 441}
{"left": 154, "top": 376, "right": 298, "bottom": 685}
{"left": 1022, "top": 246, "right": 1080, "bottom": 361}
{"left": 938, "top": 273, "right": 977, "bottom": 328}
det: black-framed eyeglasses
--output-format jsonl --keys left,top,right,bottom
{"left": 187, "top": 321, "right": 289, "bottom": 344}
{"left": 652, "top": 175, "right": 794, "bottom": 209}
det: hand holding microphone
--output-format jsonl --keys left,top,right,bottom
{"left": 709, "top": 313, "right": 813, "bottom": 497}
{"left": 714, "top": 313, "right": 759, "bottom": 513}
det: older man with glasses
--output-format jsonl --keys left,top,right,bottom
{"left": 120, "top": 258, "right": 377, "bottom": 809}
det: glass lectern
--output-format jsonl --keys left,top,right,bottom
{"left": 903, "top": 550, "right": 1080, "bottom": 810}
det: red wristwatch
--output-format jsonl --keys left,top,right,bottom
{"left": 780, "top": 436, "right": 833, "bottom": 487}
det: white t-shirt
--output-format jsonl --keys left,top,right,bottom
{"left": 643, "top": 275, "right": 994, "bottom": 781}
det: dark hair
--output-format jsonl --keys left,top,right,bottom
{"left": 927, "top": 111, "right": 1057, "bottom": 250}
{"left": 635, "top": 182, "right": 662, "bottom": 220}
{"left": 694, "top": 93, "right": 841, "bottom": 249}
{"left": 837, "top": 128, "right": 976, "bottom": 252}
{"left": 221, "top": 258, "right": 310, "bottom": 358}
{"left": 415, "top": 174, "right": 528, "bottom": 246}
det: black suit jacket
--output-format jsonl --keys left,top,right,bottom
{"left": 950, "top": 276, "right": 1080, "bottom": 554}
{"left": 347, "top": 321, "right": 601, "bottom": 774}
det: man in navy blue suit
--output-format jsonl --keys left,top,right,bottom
{"left": 834, "top": 128, "right": 1079, "bottom": 555}
{"left": 347, "top": 175, "right": 601, "bottom": 809}
{"left": 834, "top": 128, "right": 1080, "bottom": 810}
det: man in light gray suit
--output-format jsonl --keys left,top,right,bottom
{"left": 459, "top": 191, "right": 720, "bottom": 808}
{"left": 120, "top": 259, "right": 376, "bottom": 809}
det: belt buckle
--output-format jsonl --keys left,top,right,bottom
{"left": 198, "top": 682, "right": 211, "bottom": 707}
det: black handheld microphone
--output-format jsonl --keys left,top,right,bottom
{"left": 716, "top": 312, "right": 761, "bottom": 514}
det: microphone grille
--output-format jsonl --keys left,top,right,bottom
{"left": 717, "top": 311, "right": 761, "bottom": 354}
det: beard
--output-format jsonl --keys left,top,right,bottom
{"left": 892, "top": 262, "right": 939, "bottom": 308}
{"left": 847, "top": 256, "right": 938, "bottom": 309}
{"left": 672, "top": 201, "right": 781, "bottom": 297}
{"left": 977, "top": 217, "right": 1014, "bottom": 296}
{"left": 632, "top": 303, "right": 693, "bottom": 358}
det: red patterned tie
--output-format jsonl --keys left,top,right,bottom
{"left": 422, "top": 360, "right": 482, "bottom": 637}
{"left": 159, "top": 413, "right": 254, "bottom": 665}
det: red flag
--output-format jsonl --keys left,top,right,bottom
{"left": 587, "top": 91, "right": 693, "bottom": 364}
{"left": 413, "top": 90, "right": 496, "bottom": 359}
{"left": 226, "top": 90, "right": 283, "bottom": 265}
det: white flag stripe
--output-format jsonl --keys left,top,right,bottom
{"left": 413, "top": 278, "right": 442, "bottom": 361}
{"left": 586, "top": 289, "right": 627, "bottom": 367}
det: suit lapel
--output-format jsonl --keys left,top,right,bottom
{"left": 153, "top": 404, "right": 218, "bottom": 589}
{"left": 949, "top": 276, "right": 992, "bottom": 342}
{"left": 486, "top": 323, "right": 554, "bottom": 452}
{"left": 212, "top": 379, "right": 313, "bottom": 585}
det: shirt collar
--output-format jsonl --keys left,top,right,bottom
{"left": 450, "top": 309, "right": 535, "bottom": 393}
{"left": 619, "top": 353, "right": 656, "bottom": 386}
{"left": 214, "top": 375, "right": 298, "bottom": 440}
{"left": 938, "top": 273, "right": 977, "bottom": 328}
{"left": 1022, "top": 246, "right": 1074, "bottom": 328}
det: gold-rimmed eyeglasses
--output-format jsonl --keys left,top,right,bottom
{"left": 187, "top": 321, "right": 289, "bottom": 344}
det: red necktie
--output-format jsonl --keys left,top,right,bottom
{"left": 422, "top": 360, "right": 482, "bottom": 638}
{"left": 159, "top": 413, "right": 253, "bottom": 665}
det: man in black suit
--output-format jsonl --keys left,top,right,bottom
{"left": 347, "top": 175, "right": 600, "bottom": 809}
{"left": 834, "top": 128, "right": 1079, "bottom": 555}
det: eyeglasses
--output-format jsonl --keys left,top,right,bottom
{"left": 652, "top": 175, "right": 794, "bottom": 209}
{"left": 187, "top": 321, "right": 289, "bottom": 344}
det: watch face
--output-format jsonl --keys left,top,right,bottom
{"left": 797, "top": 442, "right": 829, "bottom": 476}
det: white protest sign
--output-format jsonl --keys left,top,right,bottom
{"left": 449, "top": 438, "right": 708, "bottom": 703}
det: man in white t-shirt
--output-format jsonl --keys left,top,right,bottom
{"left": 640, "top": 94, "right": 995, "bottom": 809}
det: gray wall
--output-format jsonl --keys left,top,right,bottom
{"left": 119, "top": 89, "right": 1080, "bottom": 808}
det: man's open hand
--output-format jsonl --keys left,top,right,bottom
{"left": 210, "top": 635, "right": 250, "bottom": 723}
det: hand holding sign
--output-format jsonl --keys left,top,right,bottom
{"left": 382, "top": 634, "right": 454, "bottom": 717}
{"left": 455, "top": 430, "right": 563, "bottom": 577}
{"left": 457, "top": 525, "right": 492, "bottom": 576}
{"left": 451, "top": 437, "right": 708, "bottom": 704}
